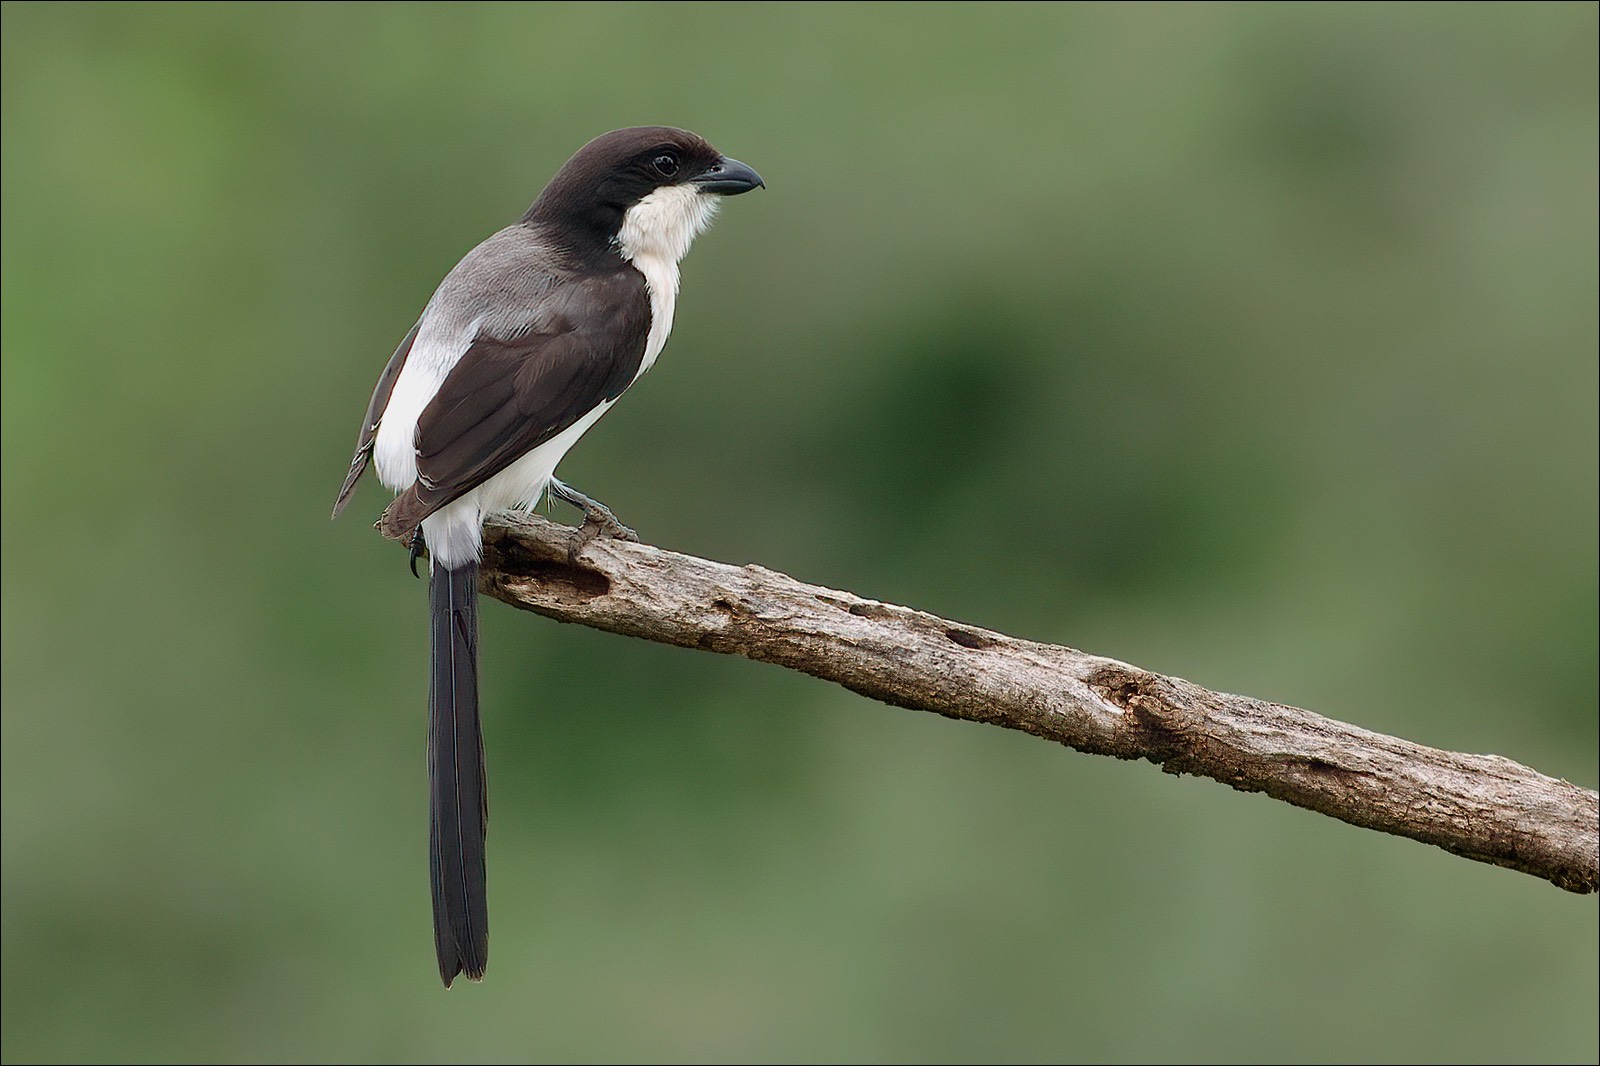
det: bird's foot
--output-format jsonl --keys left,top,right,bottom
{"left": 549, "top": 478, "right": 639, "bottom": 561}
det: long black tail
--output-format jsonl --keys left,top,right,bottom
{"left": 428, "top": 560, "right": 488, "bottom": 986}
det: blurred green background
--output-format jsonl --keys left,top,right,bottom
{"left": 3, "top": 3, "right": 1595, "bottom": 1062}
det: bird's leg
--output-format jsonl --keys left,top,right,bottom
{"left": 548, "top": 478, "right": 640, "bottom": 558}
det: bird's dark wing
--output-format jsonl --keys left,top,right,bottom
{"left": 378, "top": 271, "right": 650, "bottom": 541}
{"left": 331, "top": 319, "right": 423, "bottom": 518}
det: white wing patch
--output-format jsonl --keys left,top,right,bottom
{"left": 372, "top": 312, "right": 484, "bottom": 494}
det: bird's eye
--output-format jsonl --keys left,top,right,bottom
{"left": 652, "top": 152, "right": 680, "bottom": 178}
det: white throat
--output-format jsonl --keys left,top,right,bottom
{"left": 614, "top": 184, "right": 720, "bottom": 378}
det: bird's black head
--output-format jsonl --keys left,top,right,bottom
{"left": 524, "top": 126, "right": 763, "bottom": 256}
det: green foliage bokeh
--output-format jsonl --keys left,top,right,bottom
{"left": 3, "top": 3, "right": 1595, "bottom": 1062}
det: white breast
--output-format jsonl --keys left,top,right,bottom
{"left": 614, "top": 183, "right": 721, "bottom": 379}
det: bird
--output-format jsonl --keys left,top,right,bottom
{"left": 331, "top": 127, "right": 763, "bottom": 987}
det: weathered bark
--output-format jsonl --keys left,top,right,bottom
{"left": 473, "top": 514, "right": 1599, "bottom": 895}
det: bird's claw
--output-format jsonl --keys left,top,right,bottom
{"left": 568, "top": 507, "right": 638, "bottom": 563}
{"left": 408, "top": 528, "right": 427, "bottom": 578}
{"left": 549, "top": 478, "right": 638, "bottom": 562}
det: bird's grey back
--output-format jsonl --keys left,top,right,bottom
{"left": 419, "top": 223, "right": 586, "bottom": 342}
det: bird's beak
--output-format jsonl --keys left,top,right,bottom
{"left": 692, "top": 156, "right": 765, "bottom": 195}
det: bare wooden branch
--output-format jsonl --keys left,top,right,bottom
{"left": 475, "top": 514, "right": 1599, "bottom": 895}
